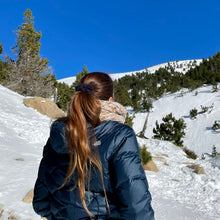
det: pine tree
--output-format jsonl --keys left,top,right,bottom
{"left": 0, "top": 42, "right": 3, "bottom": 54}
{"left": 131, "top": 86, "right": 141, "bottom": 111}
{"left": 190, "top": 108, "right": 198, "bottom": 119}
{"left": 212, "top": 83, "right": 218, "bottom": 92}
{"left": 114, "top": 83, "right": 132, "bottom": 106}
{"left": 55, "top": 65, "right": 89, "bottom": 111}
{"left": 139, "top": 145, "right": 152, "bottom": 165}
{"left": 0, "top": 42, "right": 11, "bottom": 83}
{"left": 138, "top": 98, "right": 153, "bottom": 138}
{"left": 0, "top": 59, "right": 10, "bottom": 83}
{"left": 55, "top": 82, "right": 74, "bottom": 111}
{"left": 212, "top": 145, "right": 217, "bottom": 157}
{"left": 153, "top": 113, "right": 186, "bottom": 146}
{"left": 5, "top": 9, "right": 54, "bottom": 97}
{"left": 124, "top": 113, "right": 133, "bottom": 128}
{"left": 212, "top": 121, "right": 220, "bottom": 131}
{"left": 71, "top": 65, "right": 89, "bottom": 88}
{"left": 12, "top": 9, "right": 42, "bottom": 57}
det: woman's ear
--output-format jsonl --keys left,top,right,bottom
{"left": 108, "top": 97, "right": 113, "bottom": 102}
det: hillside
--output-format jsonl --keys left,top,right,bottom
{"left": 58, "top": 59, "right": 202, "bottom": 86}
{"left": 0, "top": 84, "right": 219, "bottom": 219}
{"left": 58, "top": 58, "right": 220, "bottom": 156}
{"left": 133, "top": 84, "right": 220, "bottom": 157}
{"left": 0, "top": 85, "right": 51, "bottom": 219}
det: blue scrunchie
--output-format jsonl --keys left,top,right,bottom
{"left": 75, "top": 83, "right": 94, "bottom": 95}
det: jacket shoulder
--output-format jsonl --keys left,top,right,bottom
{"left": 49, "top": 121, "right": 69, "bottom": 154}
{"left": 98, "top": 120, "right": 134, "bottom": 137}
{"left": 95, "top": 121, "right": 137, "bottom": 160}
{"left": 109, "top": 121, "right": 136, "bottom": 142}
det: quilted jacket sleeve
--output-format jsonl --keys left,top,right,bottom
{"left": 33, "top": 155, "right": 52, "bottom": 220}
{"left": 111, "top": 128, "right": 154, "bottom": 220}
{"left": 33, "top": 122, "right": 68, "bottom": 219}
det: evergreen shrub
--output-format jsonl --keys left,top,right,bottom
{"left": 153, "top": 113, "right": 186, "bottom": 146}
{"left": 200, "top": 105, "right": 209, "bottom": 114}
{"left": 139, "top": 145, "right": 152, "bottom": 165}
{"left": 212, "top": 145, "right": 217, "bottom": 157}
{"left": 183, "top": 147, "right": 197, "bottom": 159}
{"left": 125, "top": 113, "right": 134, "bottom": 128}
{"left": 190, "top": 108, "right": 198, "bottom": 119}
{"left": 212, "top": 121, "right": 220, "bottom": 131}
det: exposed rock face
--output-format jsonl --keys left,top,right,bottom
{"left": 142, "top": 160, "right": 159, "bottom": 172}
{"left": 22, "top": 188, "right": 34, "bottom": 203}
{"left": 15, "top": 158, "right": 24, "bottom": 161}
{"left": 0, "top": 205, "right": 3, "bottom": 218}
{"left": 8, "top": 215, "right": 19, "bottom": 220}
{"left": 187, "top": 163, "right": 205, "bottom": 174}
{"left": 24, "top": 97, "right": 66, "bottom": 119}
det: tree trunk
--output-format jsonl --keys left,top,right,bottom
{"left": 139, "top": 111, "right": 150, "bottom": 139}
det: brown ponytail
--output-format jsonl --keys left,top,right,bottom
{"left": 61, "top": 72, "right": 113, "bottom": 216}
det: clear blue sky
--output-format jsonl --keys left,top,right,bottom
{"left": 1, "top": 0, "right": 220, "bottom": 79}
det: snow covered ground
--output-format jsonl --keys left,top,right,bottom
{"left": 0, "top": 81, "right": 220, "bottom": 219}
{"left": 133, "top": 84, "right": 220, "bottom": 157}
{"left": 0, "top": 85, "right": 51, "bottom": 220}
{"left": 139, "top": 138, "right": 220, "bottom": 220}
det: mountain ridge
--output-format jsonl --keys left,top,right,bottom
{"left": 58, "top": 59, "right": 203, "bottom": 86}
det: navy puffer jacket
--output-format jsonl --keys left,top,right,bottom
{"left": 33, "top": 120, "right": 154, "bottom": 220}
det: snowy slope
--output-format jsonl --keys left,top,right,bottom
{"left": 0, "top": 85, "right": 51, "bottom": 220}
{"left": 139, "top": 138, "right": 220, "bottom": 220}
{"left": 0, "top": 84, "right": 220, "bottom": 220}
{"left": 58, "top": 76, "right": 76, "bottom": 86}
{"left": 133, "top": 84, "right": 220, "bottom": 157}
{"left": 58, "top": 59, "right": 202, "bottom": 86}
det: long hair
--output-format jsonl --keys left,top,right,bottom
{"left": 62, "top": 72, "right": 113, "bottom": 217}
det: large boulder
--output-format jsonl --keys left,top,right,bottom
{"left": 187, "top": 163, "right": 205, "bottom": 174}
{"left": 0, "top": 204, "right": 3, "bottom": 218}
{"left": 142, "top": 160, "right": 159, "bottom": 172}
{"left": 24, "top": 97, "right": 66, "bottom": 119}
{"left": 22, "top": 189, "right": 34, "bottom": 203}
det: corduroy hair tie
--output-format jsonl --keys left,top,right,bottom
{"left": 75, "top": 83, "right": 94, "bottom": 95}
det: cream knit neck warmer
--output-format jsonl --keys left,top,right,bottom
{"left": 99, "top": 100, "right": 127, "bottom": 124}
